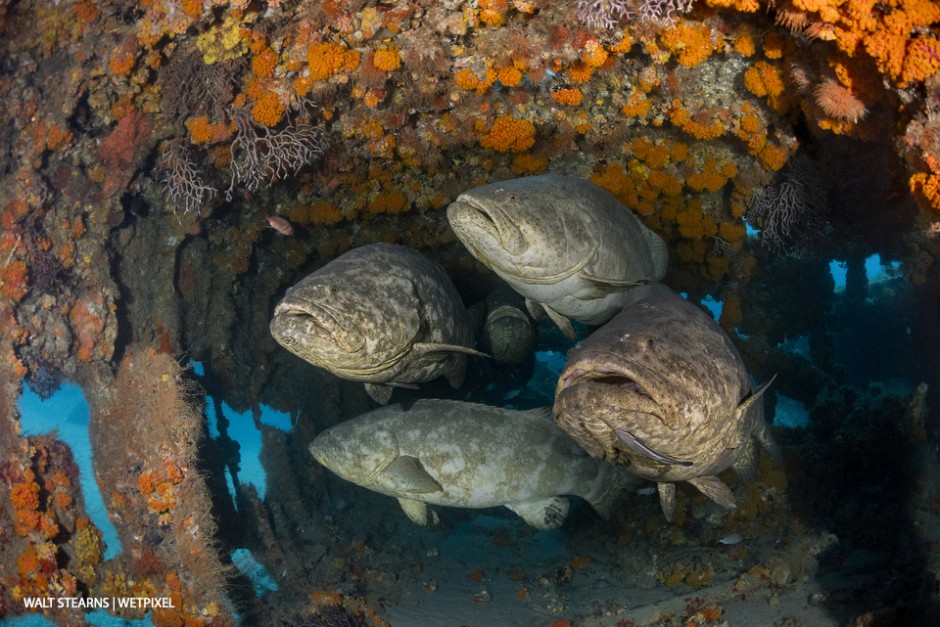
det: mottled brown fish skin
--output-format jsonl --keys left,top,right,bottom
{"left": 446, "top": 175, "right": 669, "bottom": 336}
{"left": 270, "top": 243, "right": 480, "bottom": 400}
{"left": 553, "top": 290, "right": 776, "bottom": 518}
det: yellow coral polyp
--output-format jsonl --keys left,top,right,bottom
{"left": 901, "top": 37, "right": 940, "bottom": 85}
{"left": 551, "top": 87, "right": 584, "bottom": 106}
{"left": 675, "top": 204, "right": 718, "bottom": 239}
{"left": 719, "top": 221, "right": 746, "bottom": 242}
{"left": 910, "top": 172, "right": 940, "bottom": 213}
{"left": 590, "top": 162, "right": 640, "bottom": 209}
{"left": 758, "top": 143, "right": 791, "bottom": 171}
{"left": 252, "top": 47, "right": 278, "bottom": 78}
{"left": 644, "top": 144, "right": 671, "bottom": 169}
{"left": 660, "top": 21, "right": 715, "bottom": 67}
{"left": 478, "top": 0, "right": 509, "bottom": 26}
{"left": 762, "top": 31, "right": 786, "bottom": 59}
{"left": 196, "top": 16, "right": 246, "bottom": 65}
{"left": 497, "top": 65, "right": 523, "bottom": 87}
{"left": 480, "top": 116, "right": 536, "bottom": 153}
{"left": 622, "top": 93, "right": 651, "bottom": 118}
{"left": 686, "top": 160, "right": 729, "bottom": 192}
{"left": 669, "top": 103, "right": 692, "bottom": 127}
{"left": 744, "top": 61, "right": 784, "bottom": 98}
{"left": 185, "top": 116, "right": 229, "bottom": 144}
{"left": 372, "top": 47, "right": 401, "bottom": 72}
{"left": 480, "top": 9, "right": 506, "bottom": 27}
{"left": 739, "top": 113, "right": 762, "bottom": 134}
{"left": 307, "top": 42, "right": 352, "bottom": 81}
{"left": 734, "top": 31, "right": 756, "bottom": 57}
{"left": 251, "top": 91, "right": 285, "bottom": 127}
{"left": 368, "top": 189, "right": 409, "bottom": 215}
{"left": 511, "top": 153, "right": 548, "bottom": 175}
{"left": 683, "top": 120, "right": 725, "bottom": 140}
{"left": 568, "top": 63, "right": 594, "bottom": 84}
{"left": 581, "top": 39, "right": 609, "bottom": 68}
{"left": 109, "top": 52, "right": 136, "bottom": 76}
{"left": 310, "top": 200, "right": 344, "bottom": 226}
{"left": 455, "top": 68, "right": 479, "bottom": 90}
{"left": 610, "top": 33, "right": 634, "bottom": 54}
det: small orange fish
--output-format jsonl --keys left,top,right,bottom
{"left": 262, "top": 215, "right": 294, "bottom": 236}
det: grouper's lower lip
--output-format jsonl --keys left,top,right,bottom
{"left": 448, "top": 199, "right": 527, "bottom": 257}
{"left": 274, "top": 303, "right": 365, "bottom": 352}
{"left": 554, "top": 376, "right": 662, "bottom": 425}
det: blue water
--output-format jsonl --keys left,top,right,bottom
{"left": 829, "top": 253, "right": 901, "bottom": 292}
{"left": 1, "top": 613, "right": 153, "bottom": 626}
{"left": 700, "top": 294, "right": 724, "bottom": 320}
{"left": 773, "top": 394, "right": 810, "bottom": 428}
{"left": 17, "top": 384, "right": 121, "bottom": 560}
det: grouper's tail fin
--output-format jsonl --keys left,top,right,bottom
{"left": 583, "top": 463, "right": 642, "bottom": 519}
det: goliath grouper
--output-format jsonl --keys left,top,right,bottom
{"left": 553, "top": 291, "right": 780, "bottom": 521}
{"left": 310, "top": 399, "right": 640, "bottom": 529}
{"left": 270, "top": 243, "right": 485, "bottom": 404}
{"left": 447, "top": 175, "right": 668, "bottom": 339}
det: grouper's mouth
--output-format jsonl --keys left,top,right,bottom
{"left": 555, "top": 360, "right": 692, "bottom": 466}
{"left": 272, "top": 301, "right": 366, "bottom": 353}
{"left": 558, "top": 363, "right": 651, "bottom": 398}
{"left": 555, "top": 358, "right": 664, "bottom": 422}
{"left": 447, "top": 198, "right": 526, "bottom": 258}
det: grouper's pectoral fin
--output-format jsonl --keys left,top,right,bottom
{"left": 397, "top": 498, "right": 439, "bottom": 526}
{"left": 579, "top": 272, "right": 650, "bottom": 295}
{"left": 524, "top": 298, "right": 544, "bottom": 321}
{"left": 364, "top": 383, "right": 394, "bottom": 405}
{"left": 616, "top": 428, "right": 693, "bottom": 467}
{"left": 657, "top": 482, "right": 677, "bottom": 522}
{"left": 530, "top": 302, "right": 574, "bottom": 341}
{"left": 732, "top": 375, "right": 782, "bottom": 471}
{"left": 687, "top": 475, "right": 737, "bottom": 511}
{"left": 411, "top": 342, "right": 489, "bottom": 358}
{"left": 506, "top": 496, "right": 570, "bottom": 530}
{"left": 384, "top": 455, "right": 443, "bottom": 494}
{"left": 734, "top": 376, "right": 775, "bottom": 418}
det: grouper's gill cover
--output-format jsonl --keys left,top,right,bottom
{"left": 553, "top": 290, "right": 780, "bottom": 522}
{"left": 309, "top": 399, "right": 641, "bottom": 529}
{"left": 447, "top": 175, "right": 669, "bottom": 337}
{"left": 270, "top": 243, "right": 485, "bottom": 404}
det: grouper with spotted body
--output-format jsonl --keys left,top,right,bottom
{"left": 447, "top": 175, "right": 669, "bottom": 339}
{"left": 553, "top": 290, "right": 780, "bottom": 522}
{"left": 270, "top": 243, "right": 485, "bottom": 404}
{"left": 309, "top": 399, "right": 640, "bottom": 529}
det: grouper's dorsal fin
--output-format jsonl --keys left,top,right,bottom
{"left": 384, "top": 455, "right": 443, "bottom": 494}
